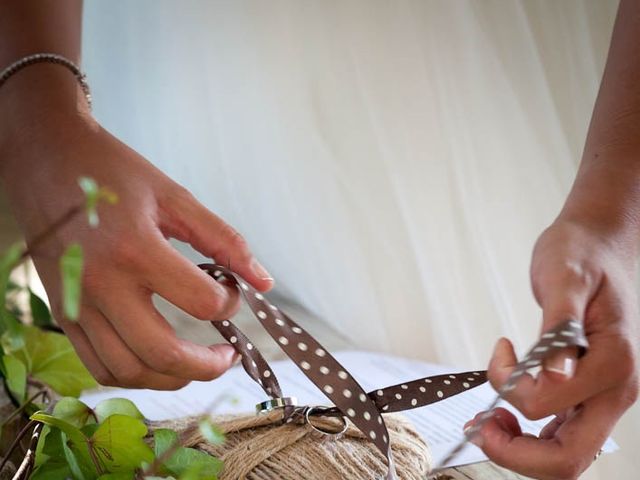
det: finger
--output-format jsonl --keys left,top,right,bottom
{"left": 538, "top": 411, "right": 569, "bottom": 440}
{"left": 475, "top": 390, "right": 622, "bottom": 480}
{"left": 489, "top": 330, "right": 628, "bottom": 419}
{"left": 78, "top": 306, "right": 190, "bottom": 390}
{"left": 158, "top": 188, "right": 274, "bottom": 292}
{"left": 59, "top": 318, "right": 117, "bottom": 387}
{"left": 465, "top": 408, "right": 522, "bottom": 438}
{"left": 139, "top": 235, "right": 241, "bottom": 321}
{"left": 95, "top": 284, "right": 238, "bottom": 381}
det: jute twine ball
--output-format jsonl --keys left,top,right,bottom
{"left": 154, "top": 411, "right": 431, "bottom": 480}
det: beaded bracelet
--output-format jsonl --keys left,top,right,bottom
{"left": 0, "top": 53, "right": 92, "bottom": 110}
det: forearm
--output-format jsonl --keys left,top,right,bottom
{"left": 0, "top": 0, "right": 86, "bottom": 156}
{"left": 558, "top": 0, "right": 640, "bottom": 253}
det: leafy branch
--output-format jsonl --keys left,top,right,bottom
{"left": 0, "top": 177, "right": 226, "bottom": 479}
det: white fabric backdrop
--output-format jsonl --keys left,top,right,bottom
{"left": 83, "top": 1, "right": 637, "bottom": 477}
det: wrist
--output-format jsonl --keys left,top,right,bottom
{"left": 552, "top": 214, "right": 640, "bottom": 263}
{"left": 0, "top": 61, "right": 92, "bottom": 153}
{"left": 0, "top": 62, "right": 96, "bottom": 179}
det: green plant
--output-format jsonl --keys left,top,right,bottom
{"left": 0, "top": 178, "right": 225, "bottom": 479}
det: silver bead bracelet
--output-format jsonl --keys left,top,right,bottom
{"left": 0, "top": 53, "right": 92, "bottom": 110}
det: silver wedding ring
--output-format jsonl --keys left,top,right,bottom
{"left": 304, "top": 406, "right": 348, "bottom": 440}
{"left": 256, "top": 396, "right": 298, "bottom": 414}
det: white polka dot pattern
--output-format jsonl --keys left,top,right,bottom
{"left": 200, "top": 264, "right": 588, "bottom": 480}
{"left": 201, "top": 264, "right": 394, "bottom": 475}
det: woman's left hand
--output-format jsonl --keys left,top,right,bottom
{"left": 465, "top": 219, "right": 639, "bottom": 480}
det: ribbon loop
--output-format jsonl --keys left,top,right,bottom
{"left": 199, "top": 264, "right": 589, "bottom": 478}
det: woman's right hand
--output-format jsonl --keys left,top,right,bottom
{"left": 0, "top": 65, "right": 273, "bottom": 390}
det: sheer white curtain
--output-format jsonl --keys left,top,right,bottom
{"left": 83, "top": 1, "right": 636, "bottom": 477}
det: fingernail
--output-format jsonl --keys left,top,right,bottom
{"left": 232, "top": 352, "right": 242, "bottom": 366}
{"left": 214, "top": 281, "right": 229, "bottom": 298}
{"left": 463, "top": 419, "right": 474, "bottom": 432}
{"left": 544, "top": 352, "right": 576, "bottom": 378}
{"left": 251, "top": 259, "right": 273, "bottom": 281}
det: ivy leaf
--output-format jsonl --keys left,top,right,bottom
{"left": 153, "top": 429, "right": 221, "bottom": 480}
{"left": 30, "top": 458, "right": 72, "bottom": 480}
{"left": 1, "top": 354, "right": 27, "bottom": 401}
{"left": 62, "top": 433, "right": 89, "bottom": 480}
{"left": 178, "top": 465, "right": 207, "bottom": 480}
{"left": 153, "top": 428, "right": 177, "bottom": 457}
{"left": 53, "top": 397, "right": 97, "bottom": 428}
{"left": 30, "top": 289, "right": 53, "bottom": 328}
{"left": 59, "top": 244, "right": 83, "bottom": 321}
{"left": 97, "top": 473, "right": 136, "bottom": 480}
{"left": 15, "top": 326, "right": 97, "bottom": 396}
{"left": 198, "top": 419, "right": 225, "bottom": 445}
{"left": 0, "top": 316, "right": 25, "bottom": 354}
{"left": 0, "top": 242, "right": 23, "bottom": 334}
{"left": 92, "top": 414, "right": 154, "bottom": 473}
{"left": 94, "top": 398, "right": 145, "bottom": 423}
{"left": 31, "top": 412, "right": 88, "bottom": 450}
{"left": 31, "top": 411, "right": 97, "bottom": 478}
{"left": 78, "top": 176, "right": 118, "bottom": 228}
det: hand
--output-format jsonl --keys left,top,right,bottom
{"left": 0, "top": 74, "right": 273, "bottom": 390}
{"left": 465, "top": 220, "right": 639, "bottom": 479}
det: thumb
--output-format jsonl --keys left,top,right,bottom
{"left": 534, "top": 263, "right": 597, "bottom": 378}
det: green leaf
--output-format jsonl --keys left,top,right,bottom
{"left": 92, "top": 414, "right": 154, "bottom": 473}
{"left": 15, "top": 326, "right": 97, "bottom": 396}
{"left": 153, "top": 428, "right": 177, "bottom": 458}
{"left": 30, "top": 289, "right": 53, "bottom": 328}
{"left": 198, "top": 419, "right": 224, "bottom": 445}
{"left": 94, "top": 398, "right": 145, "bottom": 423}
{"left": 78, "top": 177, "right": 118, "bottom": 228}
{"left": 0, "top": 316, "right": 25, "bottom": 354}
{"left": 2, "top": 354, "right": 27, "bottom": 401}
{"left": 30, "top": 458, "right": 72, "bottom": 480}
{"left": 31, "top": 411, "right": 97, "bottom": 478}
{"left": 31, "top": 412, "right": 88, "bottom": 448}
{"left": 98, "top": 472, "right": 136, "bottom": 480}
{"left": 62, "top": 433, "right": 89, "bottom": 480}
{"left": 153, "top": 429, "right": 221, "bottom": 480}
{"left": 53, "top": 397, "right": 96, "bottom": 428}
{"left": 178, "top": 465, "right": 207, "bottom": 480}
{"left": 59, "top": 244, "right": 84, "bottom": 320}
{"left": 78, "top": 177, "right": 100, "bottom": 227}
{"left": 0, "top": 242, "right": 24, "bottom": 338}
{"left": 97, "top": 473, "right": 135, "bottom": 480}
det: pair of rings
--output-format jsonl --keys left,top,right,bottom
{"left": 256, "top": 397, "right": 348, "bottom": 439}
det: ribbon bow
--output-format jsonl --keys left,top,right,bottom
{"left": 200, "top": 264, "right": 588, "bottom": 479}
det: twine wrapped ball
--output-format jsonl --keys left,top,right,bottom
{"left": 155, "top": 411, "right": 431, "bottom": 480}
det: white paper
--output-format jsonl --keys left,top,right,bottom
{"left": 80, "top": 351, "right": 617, "bottom": 468}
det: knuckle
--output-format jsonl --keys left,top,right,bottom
{"left": 190, "top": 294, "right": 224, "bottom": 320}
{"left": 92, "top": 369, "right": 116, "bottom": 387}
{"left": 110, "top": 237, "right": 143, "bottom": 269}
{"left": 168, "top": 185, "right": 195, "bottom": 206}
{"left": 115, "top": 363, "right": 148, "bottom": 387}
{"left": 145, "top": 342, "right": 184, "bottom": 374}
{"left": 219, "top": 224, "right": 250, "bottom": 258}
{"left": 606, "top": 334, "right": 638, "bottom": 386}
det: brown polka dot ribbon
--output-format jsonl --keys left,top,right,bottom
{"left": 200, "top": 264, "right": 588, "bottom": 479}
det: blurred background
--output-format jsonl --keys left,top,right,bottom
{"left": 1, "top": 0, "right": 636, "bottom": 478}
